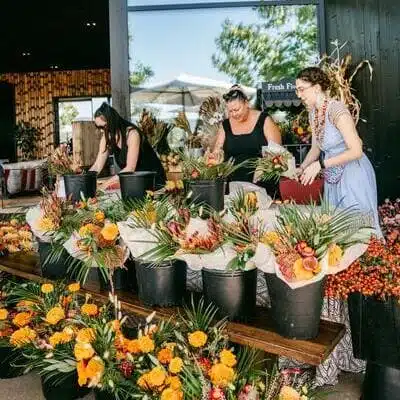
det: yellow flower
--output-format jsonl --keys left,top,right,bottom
{"left": 20, "top": 240, "right": 33, "bottom": 251}
{"left": 79, "top": 223, "right": 100, "bottom": 238}
{"left": 19, "top": 230, "right": 32, "bottom": 240}
{"left": 165, "top": 180, "right": 176, "bottom": 191}
{"left": 49, "top": 331, "right": 73, "bottom": 347}
{"left": 261, "top": 231, "right": 280, "bottom": 246}
{"left": 176, "top": 180, "right": 184, "bottom": 190}
{"left": 169, "top": 357, "right": 183, "bottom": 374}
{"left": 157, "top": 348, "right": 173, "bottom": 364}
{"left": 100, "top": 223, "right": 119, "bottom": 241}
{"left": 10, "top": 326, "right": 36, "bottom": 347}
{"left": 37, "top": 217, "right": 56, "bottom": 232}
{"left": 76, "top": 328, "right": 95, "bottom": 343}
{"left": 45, "top": 306, "right": 65, "bottom": 325}
{"left": 244, "top": 191, "right": 258, "bottom": 209}
{"left": 68, "top": 282, "right": 80, "bottom": 292}
{"left": 328, "top": 244, "right": 343, "bottom": 267}
{"left": 77, "top": 360, "right": 88, "bottom": 386}
{"left": 41, "top": 283, "right": 54, "bottom": 294}
{"left": 161, "top": 388, "right": 184, "bottom": 400}
{"left": 219, "top": 349, "right": 237, "bottom": 367}
{"left": 166, "top": 376, "right": 181, "bottom": 390}
{"left": 81, "top": 303, "right": 98, "bottom": 316}
{"left": 146, "top": 366, "right": 166, "bottom": 387}
{"left": 74, "top": 342, "right": 95, "bottom": 361}
{"left": 278, "top": 386, "right": 301, "bottom": 400}
{"left": 16, "top": 300, "right": 35, "bottom": 309}
{"left": 209, "top": 363, "right": 235, "bottom": 388}
{"left": 0, "top": 309, "right": 8, "bottom": 320}
{"left": 138, "top": 335, "right": 155, "bottom": 353}
{"left": 137, "top": 375, "right": 149, "bottom": 390}
{"left": 12, "top": 312, "right": 32, "bottom": 327}
{"left": 297, "top": 127, "right": 304, "bottom": 135}
{"left": 94, "top": 210, "right": 105, "bottom": 223}
{"left": 85, "top": 356, "right": 104, "bottom": 386}
{"left": 188, "top": 330, "right": 207, "bottom": 348}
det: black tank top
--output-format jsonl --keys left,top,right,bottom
{"left": 111, "top": 130, "right": 166, "bottom": 188}
{"left": 223, "top": 111, "right": 268, "bottom": 182}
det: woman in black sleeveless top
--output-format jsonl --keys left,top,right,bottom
{"left": 213, "top": 86, "right": 281, "bottom": 191}
{"left": 90, "top": 103, "right": 165, "bottom": 189}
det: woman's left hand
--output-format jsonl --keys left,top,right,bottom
{"left": 300, "top": 161, "right": 321, "bottom": 185}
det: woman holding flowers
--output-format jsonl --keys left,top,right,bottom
{"left": 90, "top": 102, "right": 165, "bottom": 190}
{"left": 296, "top": 67, "right": 382, "bottom": 236}
{"left": 213, "top": 85, "right": 281, "bottom": 186}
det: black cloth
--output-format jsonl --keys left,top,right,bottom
{"left": 110, "top": 129, "right": 166, "bottom": 188}
{"left": 222, "top": 111, "right": 280, "bottom": 198}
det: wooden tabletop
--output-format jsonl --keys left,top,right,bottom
{"left": 0, "top": 252, "right": 345, "bottom": 366}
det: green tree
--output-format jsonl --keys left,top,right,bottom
{"left": 60, "top": 104, "right": 79, "bottom": 128}
{"left": 129, "top": 61, "right": 155, "bottom": 87}
{"left": 212, "top": 5, "right": 318, "bottom": 86}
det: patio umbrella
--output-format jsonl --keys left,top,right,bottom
{"left": 130, "top": 73, "right": 256, "bottom": 110}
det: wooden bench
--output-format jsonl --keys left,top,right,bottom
{"left": 0, "top": 253, "right": 345, "bottom": 366}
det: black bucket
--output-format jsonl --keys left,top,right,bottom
{"left": 118, "top": 171, "right": 156, "bottom": 202}
{"left": 95, "top": 390, "right": 116, "bottom": 400}
{"left": 361, "top": 362, "right": 400, "bottom": 400}
{"left": 202, "top": 268, "right": 257, "bottom": 321}
{"left": 135, "top": 259, "right": 187, "bottom": 306}
{"left": 125, "top": 256, "right": 138, "bottom": 293}
{"left": 38, "top": 241, "right": 70, "bottom": 280}
{"left": 41, "top": 374, "right": 90, "bottom": 400}
{"left": 98, "top": 267, "right": 129, "bottom": 292}
{"left": 348, "top": 293, "right": 400, "bottom": 368}
{"left": 188, "top": 180, "right": 225, "bottom": 211}
{"left": 0, "top": 348, "right": 24, "bottom": 379}
{"left": 63, "top": 172, "right": 97, "bottom": 203}
{"left": 265, "top": 273, "right": 325, "bottom": 339}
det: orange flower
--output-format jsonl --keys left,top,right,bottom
{"left": 126, "top": 339, "right": 141, "bottom": 354}
{"left": 45, "top": 306, "right": 65, "bottom": 325}
{"left": 85, "top": 356, "right": 104, "bottom": 386}
{"left": 188, "top": 330, "right": 207, "bottom": 348}
{"left": 165, "top": 376, "right": 181, "bottom": 390}
{"left": 209, "top": 363, "right": 235, "bottom": 388}
{"left": 76, "top": 328, "right": 95, "bottom": 343}
{"left": 68, "top": 283, "right": 80, "bottom": 292}
{"left": 49, "top": 331, "right": 73, "bottom": 347}
{"left": 146, "top": 366, "right": 166, "bottom": 387}
{"left": 278, "top": 386, "right": 301, "bottom": 400}
{"left": 10, "top": 326, "right": 36, "bottom": 347}
{"left": 100, "top": 223, "right": 119, "bottom": 241}
{"left": 161, "top": 388, "right": 184, "bottom": 400}
{"left": 94, "top": 210, "right": 105, "bottom": 223}
{"left": 157, "top": 348, "right": 173, "bottom": 364}
{"left": 81, "top": 303, "right": 98, "bottom": 316}
{"left": 138, "top": 335, "right": 155, "bottom": 353}
{"left": 12, "top": 312, "right": 32, "bottom": 327}
{"left": 219, "top": 349, "right": 237, "bottom": 367}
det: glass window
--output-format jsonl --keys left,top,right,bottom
{"left": 129, "top": 1, "right": 258, "bottom": 7}
{"left": 128, "top": 4, "right": 318, "bottom": 128}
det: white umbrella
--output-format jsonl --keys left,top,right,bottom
{"left": 130, "top": 73, "right": 256, "bottom": 109}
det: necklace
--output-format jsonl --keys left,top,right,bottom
{"left": 311, "top": 98, "right": 329, "bottom": 147}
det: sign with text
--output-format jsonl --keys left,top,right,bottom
{"left": 260, "top": 79, "right": 301, "bottom": 108}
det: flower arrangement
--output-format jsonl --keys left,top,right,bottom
{"left": 263, "top": 202, "right": 370, "bottom": 284}
{"left": 253, "top": 149, "right": 294, "bottom": 184}
{"left": 181, "top": 148, "right": 244, "bottom": 181}
{"left": 0, "top": 217, "right": 33, "bottom": 255}
{"left": 48, "top": 144, "right": 82, "bottom": 176}
{"left": 325, "top": 237, "right": 400, "bottom": 301}
{"left": 160, "top": 152, "right": 183, "bottom": 175}
{"left": 291, "top": 110, "right": 312, "bottom": 145}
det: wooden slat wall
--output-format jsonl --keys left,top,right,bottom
{"left": 324, "top": 0, "right": 400, "bottom": 200}
{"left": 1, "top": 69, "right": 110, "bottom": 159}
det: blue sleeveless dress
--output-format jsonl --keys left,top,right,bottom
{"left": 316, "top": 102, "right": 382, "bottom": 237}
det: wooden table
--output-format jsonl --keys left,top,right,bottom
{"left": 0, "top": 253, "right": 345, "bottom": 366}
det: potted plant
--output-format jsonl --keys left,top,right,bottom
{"left": 14, "top": 121, "right": 39, "bottom": 161}
{"left": 262, "top": 202, "right": 370, "bottom": 339}
{"left": 181, "top": 148, "right": 246, "bottom": 211}
{"left": 48, "top": 144, "right": 96, "bottom": 203}
{"left": 325, "top": 237, "right": 400, "bottom": 400}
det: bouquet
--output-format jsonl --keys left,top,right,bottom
{"left": 262, "top": 202, "right": 371, "bottom": 287}
{"left": 292, "top": 110, "right": 312, "bottom": 145}
{"left": 48, "top": 144, "right": 82, "bottom": 176}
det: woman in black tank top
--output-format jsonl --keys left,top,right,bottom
{"left": 213, "top": 86, "right": 281, "bottom": 193}
{"left": 90, "top": 103, "right": 165, "bottom": 189}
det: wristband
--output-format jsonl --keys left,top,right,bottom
{"left": 319, "top": 157, "right": 325, "bottom": 169}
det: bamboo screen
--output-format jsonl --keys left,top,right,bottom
{"left": 2, "top": 69, "right": 110, "bottom": 159}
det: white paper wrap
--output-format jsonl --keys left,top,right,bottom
{"left": 261, "top": 142, "right": 297, "bottom": 180}
{"left": 326, "top": 243, "right": 368, "bottom": 275}
{"left": 26, "top": 205, "right": 53, "bottom": 243}
{"left": 228, "top": 182, "right": 273, "bottom": 210}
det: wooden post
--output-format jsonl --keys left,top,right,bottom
{"left": 72, "top": 120, "right": 101, "bottom": 168}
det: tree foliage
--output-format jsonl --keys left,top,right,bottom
{"left": 129, "top": 62, "right": 155, "bottom": 87}
{"left": 59, "top": 104, "right": 79, "bottom": 128}
{"left": 212, "top": 5, "right": 318, "bottom": 86}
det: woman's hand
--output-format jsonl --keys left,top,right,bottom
{"left": 300, "top": 161, "right": 321, "bottom": 185}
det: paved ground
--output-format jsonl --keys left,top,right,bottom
{"left": 0, "top": 371, "right": 363, "bottom": 399}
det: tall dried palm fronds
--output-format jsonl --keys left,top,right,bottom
{"left": 318, "top": 40, "right": 373, "bottom": 124}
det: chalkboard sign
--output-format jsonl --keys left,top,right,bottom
{"left": 260, "top": 79, "right": 302, "bottom": 109}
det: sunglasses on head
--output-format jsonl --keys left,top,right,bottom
{"left": 223, "top": 88, "right": 247, "bottom": 102}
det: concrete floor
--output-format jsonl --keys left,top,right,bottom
{"left": 0, "top": 371, "right": 363, "bottom": 400}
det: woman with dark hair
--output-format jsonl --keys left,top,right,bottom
{"left": 90, "top": 102, "right": 165, "bottom": 189}
{"left": 213, "top": 85, "right": 281, "bottom": 187}
{"left": 296, "top": 66, "right": 381, "bottom": 235}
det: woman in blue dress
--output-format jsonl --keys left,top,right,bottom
{"left": 295, "top": 67, "right": 382, "bottom": 236}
